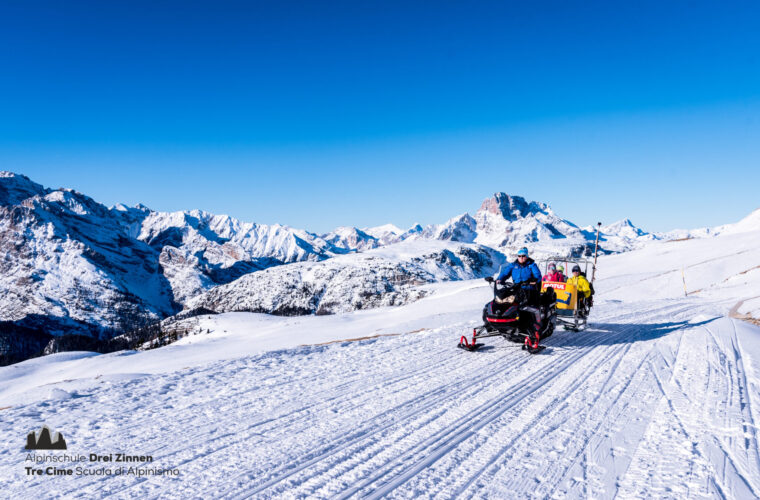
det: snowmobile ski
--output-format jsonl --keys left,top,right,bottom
{"left": 458, "top": 334, "right": 484, "bottom": 351}
{"left": 522, "top": 343, "right": 546, "bottom": 354}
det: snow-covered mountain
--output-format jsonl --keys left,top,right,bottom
{"left": 187, "top": 241, "right": 505, "bottom": 316}
{"left": 351, "top": 193, "right": 656, "bottom": 257}
{"left": 0, "top": 175, "right": 175, "bottom": 338}
{"left": 363, "top": 223, "right": 405, "bottom": 245}
{"left": 321, "top": 226, "right": 380, "bottom": 251}
{"left": 1, "top": 171, "right": 753, "bottom": 365}
{"left": 709, "top": 206, "right": 760, "bottom": 235}
{"left": 0, "top": 172, "right": 347, "bottom": 361}
{"left": 136, "top": 209, "right": 347, "bottom": 303}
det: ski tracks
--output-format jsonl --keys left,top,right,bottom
{"left": 4, "top": 300, "right": 760, "bottom": 499}
{"left": 219, "top": 302, "right": 700, "bottom": 498}
{"left": 616, "top": 319, "right": 760, "bottom": 499}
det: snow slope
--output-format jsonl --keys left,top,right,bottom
{"left": 2, "top": 227, "right": 760, "bottom": 498}
{"left": 662, "top": 207, "right": 760, "bottom": 240}
{"left": 595, "top": 229, "right": 760, "bottom": 319}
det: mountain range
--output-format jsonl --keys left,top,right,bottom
{"left": 1, "top": 171, "right": 757, "bottom": 363}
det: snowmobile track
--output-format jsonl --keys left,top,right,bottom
{"left": 222, "top": 304, "right": 694, "bottom": 499}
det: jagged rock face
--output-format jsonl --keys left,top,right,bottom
{"left": 138, "top": 210, "right": 343, "bottom": 265}
{"left": 423, "top": 193, "right": 658, "bottom": 257}
{"left": 472, "top": 193, "right": 583, "bottom": 250}
{"left": 134, "top": 210, "right": 337, "bottom": 304}
{"left": 0, "top": 172, "right": 50, "bottom": 206}
{"left": 426, "top": 214, "right": 478, "bottom": 243}
{"left": 0, "top": 182, "right": 175, "bottom": 339}
{"left": 188, "top": 242, "right": 506, "bottom": 316}
{"left": 479, "top": 192, "right": 547, "bottom": 221}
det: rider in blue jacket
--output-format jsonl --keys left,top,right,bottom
{"left": 496, "top": 247, "right": 542, "bottom": 290}
{"left": 496, "top": 247, "right": 544, "bottom": 343}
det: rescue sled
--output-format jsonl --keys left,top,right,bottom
{"left": 539, "top": 256, "right": 594, "bottom": 332}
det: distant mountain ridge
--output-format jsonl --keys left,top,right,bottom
{"left": 324, "top": 192, "right": 657, "bottom": 257}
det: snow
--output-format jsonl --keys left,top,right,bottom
{"left": 595, "top": 229, "right": 760, "bottom": 317}
{"left": 3, "top": 227, "right": 760, "bottom": 498}
{"left": 661, "top": 207, "right": 760, "bottom": 240}
{"left": 715, "top": 207, "right": 760, "bottom": 235}
{"left": 321, "top": 226, "right": 380, "bottom": 251}
{"left": 364, "top": 223, "right": 404, "bottom": 237}
{"left": 4, "top": 170, "right": 760, "bottom": 497}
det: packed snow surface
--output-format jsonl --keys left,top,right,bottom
{"left": 2, "top": 230, "right": 760, "bottom": 499}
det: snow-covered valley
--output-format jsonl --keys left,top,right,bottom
{"left": 2, "top": 226, "right": 760, "bottom": 498}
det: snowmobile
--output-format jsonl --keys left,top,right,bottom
{"left": 539, "top": 256, "right": 594, "bottom": 332}
{"left": 458, "top": 277, "right": 557, "bottom": 354}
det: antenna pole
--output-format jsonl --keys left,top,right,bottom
{"left": 591, "top": 222, "right": 601, "bottom": 282}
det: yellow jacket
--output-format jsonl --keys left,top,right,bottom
{"left": 567, "top": 274, "right": 591, "bottom": 298}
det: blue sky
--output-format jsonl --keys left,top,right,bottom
{"left": 1, "top": 1, "right": 758, "bottom": 233}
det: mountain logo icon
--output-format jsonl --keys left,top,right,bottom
{"left": 25, "top": 426, "right": 67, "bottom": 450}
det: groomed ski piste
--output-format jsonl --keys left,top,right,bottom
{"left": 2, "top": 229, "right": 760, "bottom": 499}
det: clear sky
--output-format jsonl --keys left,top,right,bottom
{"left": 1, "top": 1, "right": 758, "bottom": 233}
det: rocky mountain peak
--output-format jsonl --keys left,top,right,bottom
{"left": 478, "top": 193, "right": 549, "bottom": 221}
{"left": 0, "top": 171, "right": 50, "bottom": 206}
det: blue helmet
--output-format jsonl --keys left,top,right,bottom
{"left": 517, "top": 247, "right": 529, "bottom": 257}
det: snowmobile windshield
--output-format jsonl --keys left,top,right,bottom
{"left": 495, "top": 294, "right": 516, "bottom": 304}
{"left": 494, "top": 285, "right": 517, "bottom": 303}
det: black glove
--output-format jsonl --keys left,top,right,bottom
{"left": 485, "top": 276, "right": 494, "bottom": 283}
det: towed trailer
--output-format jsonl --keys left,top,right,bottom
{"left": 539, "top": 256, "right": 593, "bottom": 332}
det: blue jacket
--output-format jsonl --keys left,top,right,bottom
{"left": 497, "top": 258, "right": 542, "bottom": 288}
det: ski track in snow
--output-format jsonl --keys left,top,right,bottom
{"left": 4, "top": 297, "right": 760, "bottom": 499}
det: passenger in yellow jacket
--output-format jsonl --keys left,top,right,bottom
{"left": 567, "top": 265, "right": 592, "bottom": 316}
{"left": 566, "top": 265, "right": 591, "bottom": 298}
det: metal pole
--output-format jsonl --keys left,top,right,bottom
{"left": 682, "top": 267, "right": 688, "bottom": 296}
{"left": 591, "top": 222, "right": 601, "bottom": 282}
